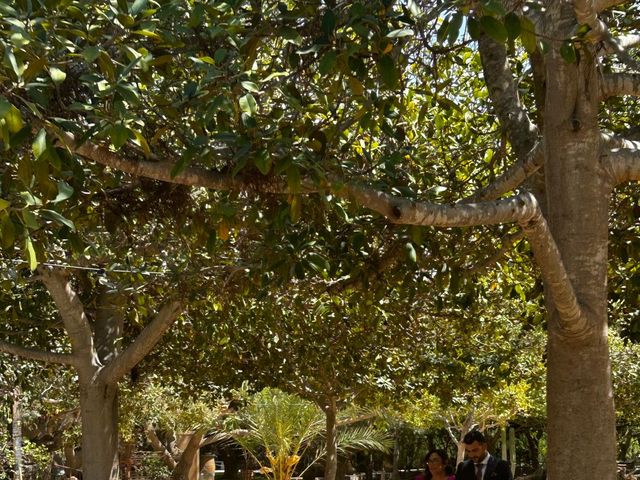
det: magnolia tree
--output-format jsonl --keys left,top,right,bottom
{"left": 2, "top": 0, "right": 640, "bottom": 479}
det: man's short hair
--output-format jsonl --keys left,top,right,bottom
{"left": 463, "top": 430, "right": 486, "bottom": 445}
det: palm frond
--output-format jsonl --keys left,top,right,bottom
{"left": 336, "top": 425, "right": 393, "bottom": 454}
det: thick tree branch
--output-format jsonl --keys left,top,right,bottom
{"left": 616, "top": 34, "right": 640, "bottom": 50}
{"left": 574, "top": 2, "right": 640, "bottom": 69}
{"left": 170, "top": 431, "right": 205, "bottom": 480}
{"left": 594, "top": 0, "right": 632, "bottom": 12}
{"left": 97, "top": 300, "right": 182, "bottom": 385}
{"left": 463, "top": 142, "right": 544, "bottom": 202}
{"left": 341, "top": 186, "right": 538, "bottom": 227}
{"left": 601, "top": 148, "right": 640, "bottom": 185}
{"left": 145, "top": 423, "right": 177, "bottom": 470}
{"left": 601, "top": 73, "right": 640, "bottom": 99}
{"left": 342, "top": 186, "right": 588, "bottom": 336}
{"left": 574, "top": 0, "right": 606, "bottom": 40}
{"left": 601, "top": 34, "right": 640, "bottom": 71}
{"left": 477, "top": 35, "right": 539, "bottom": 159}
{"left": 0, "top": 340, "right": 77, "bottom": 366}
{"left": 38, "top": 266, "right": 96, "bottom": 359}
{"left": 54, "top": 125, "right": 585, "bottom": 336}
{"left": 601, "top": 133, "right": 640, "bottom": 150}
{"left": 518, "top": 208, "right": 589, "bottom": 338}
{"left": 52, "top": 128, "right": 316, "bottom": 194}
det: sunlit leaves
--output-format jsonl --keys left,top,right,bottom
{"left": 24, "top": 236, "right": 37, "bottom": 270}
{"left": 32, "top": 129, "right": 46, "bottom": 159}
{"left": 240, "top": 94, "right": 258, "bottom": 117}
{"left": 48, "top": 66, "right": 66, "bottom": 84}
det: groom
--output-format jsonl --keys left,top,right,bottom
{"left": 455, "top": 430, "right": 513, "bottom": 480}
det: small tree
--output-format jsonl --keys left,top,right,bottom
{"left": 229, "top": 388, "right": 326, "bottom": 480}
{"left": 229, "top": 388, "right": 392, "bottom": 480}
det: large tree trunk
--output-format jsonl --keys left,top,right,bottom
{"left": 323, "top": 397, "right": 338, "bottom": 480}
{"left": 543, "top": 4, "right": 617, "bottom": 479}
{"left": 79, "top": 381, "right": 120, "bottom": 480}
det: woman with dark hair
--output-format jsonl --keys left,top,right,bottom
{"left": 423, "top": 449, "right": 455, "bottom": 480}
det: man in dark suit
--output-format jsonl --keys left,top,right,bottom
{"left": 455, "top": 430, "right": 513, "bottom": 480}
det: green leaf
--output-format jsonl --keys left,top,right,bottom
{"left": 97, "top": 52, "right": 117, "bottom": 81}
{"left": 25, "top": 237, "right": 37, "bottom": 271}
{"left": 130, "top": 0, "right": 148, "bottom": 15}
{"left": 116, "top": 84, "right": 140, "bottom": 104}
{"left": 447, "top": 13, "right": 463, "bottom": 45}
{"left": 41, "top": 209, "right": 76, "bottom": 231}
{"left": 109, "top": 124, "right": 133, "bottom": 149}
{"left": 437, "top": 18, "right": 450, "bottom": 43}
{"left": 171, "top": 149, "right": 194, "bottom": 178}
{"left": 5, "top": 47, "right": 22, "bottom": 78}
{"left": 49, "top": 66, "right": 67, "bottom": 84}
{"left": 132, "top": 130, "right": 151, "bottom": 158}
{"left": 560, "top": 41, "right": 577, "bottom": 63}
{"left": 0, "top": 212, "right": 15, "bottom": 248}
{"left": 32, "top": 129, "right": 46, "bottom": 159}
{"left": 322, "top": 9, "right": 337, "bottom": 36}
{"left": 287, "top": 166, "right": 301, "bottom": 194}
{"left": 5, "top": 105, "right": 24, "bottom": 133}
{"left": 306, "top": 253, "right": 330, "bottom": 273}
{"left": 520, "top": 17, "right": 537, "bottom": 53}
{"left": 467, "top": 17, "right": 482, "bottom": 40}
{"left": 504, "top": 13, "right": 521, "bottom": 41}
{"left": 21, "top": 210, "right": 39, "bottom": 230}
{"left": 241, "top": 81, "right": 260, "bottom": 93}
{"left": 405, "top": 242, "right": 417, "bottom": 263}
{"left": 253, "top": 149, "right": 271, "bottom": 175}
{"left": 377, "top": 56, "right": 399, "bottom": 90}
{"left": 82, "top": 46, "right": 101, "bottom": 63}
{"left": 0, "top": 199, "right": 9, "bottom": 211}
{"left": 480, "top": 16, "right": 508, "bottom": 44}
{"left": 386, "top": 28, "right": 414, "bottom": 38}
{"left": 22, "top": 57, "right": 47, "bottom": 82}
{"left": 53, "top": 181, "right": 74, "bottom": 203}
{"left": 281, "top": 28, "right": 302, "bottom": 46}
{"left": 132, "top": 30, "right": 162, "bottom": 41}
{"left": 319, "top": 51, "right": 338, "bottom": 75}
{"left": 290, "top": 195, "right": 301, "bottom": 223}
{"left": 20, "top": 192, "right": 42, "bottom": 206}
{"left": 239, "top": 94, "right": 258, "bottom": 116}
{"left": 481, "top": 0, "right": 506, "bottom": 16}
{"left": 0, "top": 97, "right": 10, "bottom": 117}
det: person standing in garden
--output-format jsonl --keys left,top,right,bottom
{"left": 455, "top": 431, "right": 512, "bottom": 480}
{"left": 415, "top": 449, "right": 456, "bottom": 480}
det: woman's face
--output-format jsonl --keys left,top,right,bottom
{"left": 426, "top": 453, "right": 445, "bottom": 475}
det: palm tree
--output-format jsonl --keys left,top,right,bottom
{"left": 228, "top": 388, "right": 392, "bottom": 480}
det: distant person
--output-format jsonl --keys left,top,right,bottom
{"left": 455, "top": 431, "right": 512, "bottom": 480}
{"left": 416, "top": 449, "right": 455, "bottom": 480}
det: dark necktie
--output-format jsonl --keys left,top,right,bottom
{"left": 475, "top": 463, "right": 483, "bottom": 480}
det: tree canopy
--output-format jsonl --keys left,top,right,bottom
{"left": 3, "top": 1, "right": 640, "bottom": 479}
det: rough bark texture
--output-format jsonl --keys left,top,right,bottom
{"left": 542, "top": 3, "right": 617, "bottom": 479}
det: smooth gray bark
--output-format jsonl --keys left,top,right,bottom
{"left": 542, "top": 3, "right": 617, "bottom": 478}
{"left": 323, "top": 397, "right": 338, "bottom": 480}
